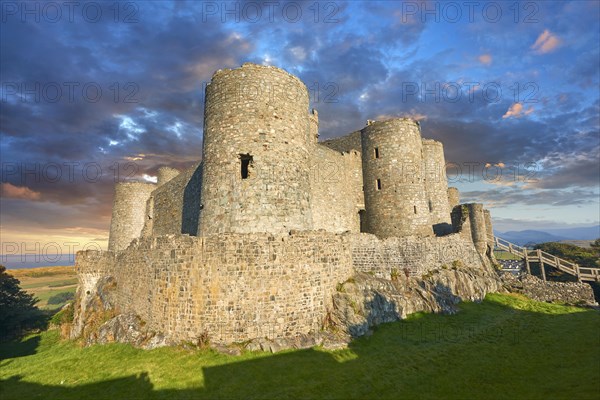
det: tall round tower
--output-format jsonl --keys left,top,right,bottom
{"left": 107, "top": 182, "right": 156, "bottom": 251}
{"left": 422, "top": 139, "right": 452, "bottom": 234}
{"left": 360, "top": 118, "right": 433, "bottom": 238}
{"left": 198, "top": 63, "right": 313, "bottom": 235}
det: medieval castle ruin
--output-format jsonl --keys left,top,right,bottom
{"left": 73, "top": 63, "right": 501, "bottom": 349}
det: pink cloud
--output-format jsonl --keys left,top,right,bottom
{"left": 502, "top": 103, "right": 534, "bottom": 119}
{"left": 531, "top": 30, "right": 561, "bottom": 54}
{"left": 0, "top": 183, "right": 41, "bottom": 200}
{"left": 478, "top": 54, "right": 492, "bottom": 65}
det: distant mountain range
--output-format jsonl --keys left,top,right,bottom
{"left": 495, "top": 225, "right": 600, "bottom": 246}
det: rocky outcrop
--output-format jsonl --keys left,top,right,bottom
{"left": 329, "top": 265, "right": 504, "bottom": 338}
{"left": 500, "top": 273, "right": 597, "bottom": 306}
{"left": 69, "top": 274, "right": 170, "bottom": 349}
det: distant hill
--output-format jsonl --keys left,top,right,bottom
{"left": 544, "top": 226, "right": 600, "bottom": 240}
{"left": 496, "top": 230, "right": 569, "bottom": 246}
{"left": 495, "top": 225, "right": 599, "bottom": 246}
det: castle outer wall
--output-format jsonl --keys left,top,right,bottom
{"left": 75, "top": 231, "right": 487, "bottom": 345}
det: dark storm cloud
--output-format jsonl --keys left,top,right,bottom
{"left": 1, "top": 3, "right": 252, "bottom": 206}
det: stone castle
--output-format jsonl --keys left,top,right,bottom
{"left": 72, "top": 63, "right": 500, "bottom": 349}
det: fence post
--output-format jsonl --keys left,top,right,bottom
{"left": 537, "top": 249, "right": 546, "bottom": 281}
{"left": 525, "top": 252, "right": 531, "bottom": 275}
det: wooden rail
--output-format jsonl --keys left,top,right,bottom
{"left": 494, "top": 237, "right": 600, "bottom": 282}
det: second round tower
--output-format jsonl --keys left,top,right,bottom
{"left": 360, "top": 119, "right": 433, "bottom": 238}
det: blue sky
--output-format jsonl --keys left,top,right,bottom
{"left": 1, "top": 0, "right": 599, "bottom": 252}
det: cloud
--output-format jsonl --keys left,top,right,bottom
{"left": 502, "top": 103, "right": 534, "bottom": 119}
{"left": 531, "top": 30, "right": 562, "bottom": 54}
{"left": 478, "top": 54, "right": 492, "bottom": 65}
{"left": 0, "top": 183, "right": 41, "bottom": 201}
{"left": 461, "top": 187, "right": 598, "bottom": 208}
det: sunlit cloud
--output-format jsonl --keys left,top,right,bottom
{"left": 0, "top": 183, "right": 41, "bottom": 201}
{"left": 143, "top": 174, "right": 158, "bottom": 183}
{"left": 531, "top": 30, "right": 561, "bottom": 54}
{"left": 502, "top": 103, "right": 534, "bottom": 119}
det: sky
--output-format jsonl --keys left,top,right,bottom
{"left": 1, "top": 0, "right": 599, "bottom": 259}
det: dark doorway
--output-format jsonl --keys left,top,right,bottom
{"left": 359, "top": 210, "right": 367, "bottom": 232}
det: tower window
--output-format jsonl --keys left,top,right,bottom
{"left": 376, "top": 179, "right": 382, "bottom": 190}
{"left": 428, "top": 200, "right": 433, "bottom": 212}
{"left": 374, "top": 147, "right": 380, "bottom": 159}
{"left": 414, "top": 205, "right": 417, "bottom": 214}
{"left": 240, "top": 154, "right": 253, "bottom": 179}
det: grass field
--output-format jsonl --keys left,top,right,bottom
{"left": 7, "top": 266, "right": 77, "bottom": 310}
{"left": 1, "top": 293, "right": 598, "bottom": 400}
{"left": 493, "top": 250, "right": 522, "bottom": 261}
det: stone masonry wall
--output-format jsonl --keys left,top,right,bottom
{"left": 76, "top": 231, "right": 489, "bottom": 345}
{"left": 77, "top": 232, "right": 354, "bottom": 345}
{"left": 148, "top": 163, "right": 202, "bottom": 237}
{"left": 350, "top": 232, "right": 486, "bottom": 279}
{"left": 310, "top": 145, "right": 363, "bottom": 232}
{"left": 320, "top": 130, "right": 362, "bottom": 153}
{"left": 447, "top": 187, "right": 460, "bottom": 209}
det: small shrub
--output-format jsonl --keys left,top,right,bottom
{"left": 196, "top": 331, "right": 210, "bottom": 348}
{"left": 50, "top": 303, "right": 74, "bottom": 326}
{"left": 390, "top": 268, "right": 399, "bottom": 280}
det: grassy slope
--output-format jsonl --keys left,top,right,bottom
{"left": 1, "top": 293, "right": 599, "bottom": 400}
{"left": 7, "top": 266, "right": 76, "bottom": 309}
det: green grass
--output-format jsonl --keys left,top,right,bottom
{"left": 1, "top": 293, "right": 599, "bottom": 400}
{"left": 21, "top": 279, "right": 77, "bottom": 290}
{"left": 494, "top": 251, "right": 522, "bottom": 260}
{"left": 32, "top": 287, "right": 77, "bottom": 310}
{"left": 8, "top": 267, "right": 77, "bottom": 310}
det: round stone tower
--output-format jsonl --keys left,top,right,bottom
{"left": 198, "top": 63, "right": 313, "bottom": 235}
{"left": 360, "top": 118, "right": 433, "bottom": 238}
{"left": 107, "top": 182, "right": 156, "bottom": 252}
{"left": 466, "top": 203, "right": 487, "bottom": 256}
{"left": 157, "top": 167, "right": 180, "bottom": 186}
{"left": 422, "top": 139, "right": 452, "bottom": 235}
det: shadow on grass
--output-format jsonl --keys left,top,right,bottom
{"left": 0, "top": 335, "right": 41, "bottom": 361}
{"left": 1, "top": 295, "right": 599, "bottom": 400}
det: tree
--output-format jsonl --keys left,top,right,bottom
{"left": 591, "top": 238, "right": 600, "bottom": 256}
{"left": 0, "top": 265, "right": 44, "bottom": 340}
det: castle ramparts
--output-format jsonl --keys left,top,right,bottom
{"left": 74, "top": 63, "right": 498, "bottom": 348}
